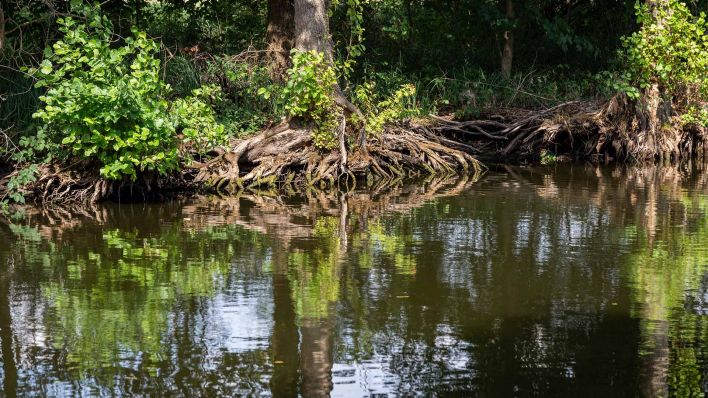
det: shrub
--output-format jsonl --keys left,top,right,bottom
{"left": 277, "top": 51, "right": 422, "bottom": 147}
{"left": 621, "top": 0, "right": 708, "bottom": 125}
{"left": 277, "top": 50, "right": 340, "bottom": 149}
{"left": 353, "top": 82, "right": 420, "bottom": 134}
{"left": 29, "top": 5, "right": 224, "bottom": 181}
{"left": 170, "top": 84, "right": 226, "bottom": 154}
{"left": 206, "top": 55, "right": 281, "bottom": 137}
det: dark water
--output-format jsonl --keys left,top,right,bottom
{"left": 1, "top": 164, "right": 708, "bottom": 397}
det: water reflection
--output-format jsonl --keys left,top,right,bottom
{"left": 0, "top": 165, "right": 707, "bottom": 396}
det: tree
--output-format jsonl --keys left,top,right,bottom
{"left": 266, "top": 0, "right": 294, "bottom": 80}
{"left": 500, "top": 0, "right": 515, "bottom": 79}
{"left": 268, "top": 0, "right": 365, "bottom": 144}
{"left": 266, "top": 0, "right": 333, "bottom": 73}
{"left": 618, "top": 0, "right": 707, "bottom": 161}
{"left": 293, "top": 0, "right": 334, "bottom": 57}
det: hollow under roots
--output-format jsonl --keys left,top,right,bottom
{"left": 1, "top": 162, "right": 180, "bottom": 204}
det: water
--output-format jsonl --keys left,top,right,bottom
{"left": 1, "top": 164, "right": 707, "bottom": 397}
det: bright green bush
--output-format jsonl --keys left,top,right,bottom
{"left": 170, "top": 84, "right": 226, "bottom": 153}
{"left": 29, "top": 5, "right": 224, "bottom": 180}
{"left": 276, "top": 50, "right": 340, "bottom": 149}
{"left": 621, "top": 0, "right": 708, "bottom": 125}
{"left": 276, "top": 51, "right": 422, "bottom": 147}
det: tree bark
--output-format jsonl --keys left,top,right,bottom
{"left": 266, "top": 0, "right": 295, "bottom": 81}
{"left": 500, "top": 0, "right": 515, "bottom": 79}
{"left": 294, "top": 0, "right": 366, "bottom": 147}
{"left": 642, "top": 0, "right": 671, "bottom": 160}
{"left": 293, "top": 0, "right": 334, "bottom": 59}
{"left": 267, "top": 0, "right": 366, "bottom": 148}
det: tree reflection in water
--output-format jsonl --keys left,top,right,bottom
{"left": 0, "top": 165, "right": 707, "bottom": 396}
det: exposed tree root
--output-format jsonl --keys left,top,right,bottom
{"left": 189, "top": 119, "right": 485, "bottom": 194}
{"left": 5, "top": 94, "right": 706, "bottom": 205}
{"left": 2, "top": 161, "right": 189, "bottom": 204}
{"left": 430, "top": 95, "right": 707, "bottom": 164}
{"left": 2, "top": 119, "right": 484, "bottom": 204}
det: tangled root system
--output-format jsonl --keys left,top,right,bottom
{"left": 5, "top": 93, "right": 706, "bottom": 205}
{"left": 431, "top": 95, "right": 707, "bottom": 164}
{"left": 190, "top": 120, "right": 485, "bottom": 194}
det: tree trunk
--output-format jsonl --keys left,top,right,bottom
{"left": 293, "top": 0, "right": 366, "bottom": 147}
{"left": 293, "top": 0, "right": 334, "bottom": 60}
{"left": 270, "top": 247, "right": 300, "bottom": 398}
{"left": 267, "top": 0, "right": 333, "bottom": 68}
{"left": 299, "top": 317, "right": 334, "bottom": 397}
{"left": 264, "top": 0, "right": 367, "bottom": 157}
{"left": 500, "top": 0, "right": 515, "bottom": 79}
{"left": 641, "top": 0, "right": 671, "bottom": 160}
{"left": 266, "top": 0, "right": 295, "bottom": 81}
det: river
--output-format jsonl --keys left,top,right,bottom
{"left": 1, "top": 164, "right": 707, "bottom": 397}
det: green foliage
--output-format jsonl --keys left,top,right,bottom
{"left": 594, "top": 70, "right": 641, "bottom": 100}
{"left": 139, "top": 0, "right": 266, "bottom": 54}
{"left": 354, "top": 82, "right": 420, "bottom": 134}
{"left": 29, "top": 8, "right": 177, "bottom": 180}
{"left": 621, "top": 0, "right": 708, "bottom": 125}
{"left": 540, "top": 149, "right": 559, "bottom": 165}
{"left": 365, "top": 66, "right": 599, "bottom": 118}
{"left": 170, "top": 84, "right": 226, "bottom": 153}
{"left": 0, "top": 72, "right": 41, "bottom": 137}
{"left": 1, "top": 165, "right": 39, "bottom": 205}
{"left": 27, "top": 5, "right": 224, "bottom": 181}
{"left": 331, "top": 0, "right": 366, "bottom": 78}
{"left": 279, "top": 50, "right": 340, "bottom": 150}
{"left": 163, "top": 55, "right": 202, "bottom": 97}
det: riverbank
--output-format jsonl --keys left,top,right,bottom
{"left": 1, "top": 96, "right": 707, "bottom": 206}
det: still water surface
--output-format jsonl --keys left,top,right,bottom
{"left": 1, "top": 165, "right": 708, "bottom": 397}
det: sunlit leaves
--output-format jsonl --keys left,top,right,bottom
{"left": 29, "top": 5, "right": 224, "bottom": 181}
{"left": 281, "top": 50, "right": 340, "bottom": 150}
{"left": 621, "top": 0, "right": 708, "bottom": 126}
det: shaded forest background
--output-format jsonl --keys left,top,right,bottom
{"left": 3, "top": 0, "right": 705, "bottom": 138}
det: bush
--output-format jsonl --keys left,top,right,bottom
{"left": 353, "top": 82, "right": 420, "bottom": 134}
{"left": 277, "top": 50, "right": 340, "bottom": 149}
{"left": 621, "top": 0, "right": 708, "bottom": 125}
{"left": 204, "top": 55, "right": 281, "bottom": 137}
{"left": 28, "top": 5, "right": 224, "bottom": 181}
{"left": 169, "top": 84, "right": 226, "bottom": 154}
{"left": 277, "top": 51, "right": 423, "bottom": 147}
